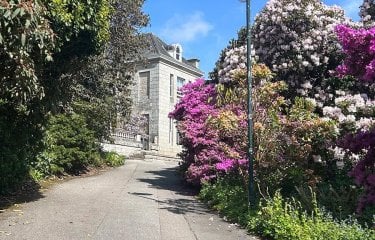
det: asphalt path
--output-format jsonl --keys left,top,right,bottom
{"left": 0, "top": 159, "right": 259, "bottom": 240}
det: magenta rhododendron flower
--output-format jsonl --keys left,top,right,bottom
{"left": 169, "top": 79, "right": 250, "bottom": 185}
{"left": 335, "top": 25, "right": 375, "bottom": 82}
{"left": 339, "top": 129, "right": 375, "bottom": 212}
{"left": 216, "top": 158, "right": 248, "bottom": 173}
{"left": 216, "top": 159, "right": 235, "bottom": 172}
{"left": 169, "top": 79, "right": 223, "bottom": 184}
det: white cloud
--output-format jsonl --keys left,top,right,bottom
{"left": 160, "top": 12, "right": 213, "bottom": 43}
{"left": 341, "top": 0, "right": 362, "bottom": 20}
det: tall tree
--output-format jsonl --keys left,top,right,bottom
{"left": 1, "top": 0, "right": 150, "bottom": 191}
{"left": 0, "top": 0, "right": 57, "bottom": 192}
{"left": 71, "top": 0, "right": 149, "bottom": 140}
{"left": 0, "top": 0, "right": 56, "bottom": 107}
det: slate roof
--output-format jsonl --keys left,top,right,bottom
{"left": 143, "top": 33, "right": 203, "bottom": 75}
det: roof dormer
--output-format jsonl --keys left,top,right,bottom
{"left": 167, "top": 44, "right": 183, "bottom": 62}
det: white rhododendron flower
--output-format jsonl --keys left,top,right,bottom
{"left": 360, "top": 0, "right": 375, "bottom": 25}
{"left": 216, "top": 0, "right": 375, "bottom": 160}
{"left": 217, "top": 45, "right": 255, "bottom": 83}
{"left": 330, "top": 146, "right": 346, "bottom": 160}
{"left": 252, "top": 0, "right": 351, "bottom": 93}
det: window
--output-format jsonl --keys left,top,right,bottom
{"left": 177, "top": 77, "right": 185, "bottom": 98}
{"left": 177, "top": 77, "right": 185, "bottom": 88}
{"left": 139, "top": 71, "right": 150, "bottom": 98}
{"left": 170, "top": 74, "right": 174, "bottom": 102}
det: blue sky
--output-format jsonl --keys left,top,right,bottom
{"left": 142, "top": 0, "right": 363, "bottom": 79}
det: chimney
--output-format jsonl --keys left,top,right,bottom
{"left": 187, "top": 58, "right": 200, "bottom": 68}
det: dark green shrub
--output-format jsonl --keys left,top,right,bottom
{"left": 33, "top": 113, "right": 100, "bottom": 176}
{"left": 0, "top": 102, "right": 42, "bottom": 193}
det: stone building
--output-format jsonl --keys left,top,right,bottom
{"left": 128, "top": 33, "right": 203, "bottom": 157}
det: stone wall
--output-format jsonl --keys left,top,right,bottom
{"left": 157, "top": 61, "right": 201, "bottom": 156}
{"left": 101, "top": 143, "right": 142, "bottom": 157}
{"left": 129, "top": 56, "right": 202, "bottom": 157}
{"left": 132, "top": 61, "right": 160, "bottom": 145}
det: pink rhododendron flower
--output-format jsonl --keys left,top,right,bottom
{"left": 335, "top": 25, "right": 375, "bottom": 83}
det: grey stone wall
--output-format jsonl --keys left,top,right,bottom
{"left": 129, "top": 58, "right": 202, "bottom": 157}
{"left": 101, "top": 143, "right": 142, "bottom": 157}
{"left": 157, "top": 62, "right": 201, "bottom": 156}
{"left": 132, "top": 62, "right": 160, "bottom": 145}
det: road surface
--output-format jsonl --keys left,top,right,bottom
{"left": 0, "top": 159, "right": 259, "bottom": 240}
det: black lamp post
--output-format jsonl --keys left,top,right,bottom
{"left": 246, "top": 0, "right": 255, "bottom": 208}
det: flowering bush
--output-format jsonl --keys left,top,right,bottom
{"left": 170, "top": 66, "right": 280, "bottom": 184}
{"left": 217, "top": 45, "right": 257, "bottom": 83}
{"left": 253, "top": 86, "right": 338, "bottom": 194}
{"left": 171, "top": 64, "right": 338, "bottom": 195}
{"left": 332, "top": 24, "right": 375, "bottom": 213}
{"left": 171, "top": 0, "right": 375, "bottom": 223}
{"left": 252, "top": 0, "right": 349, "bottom": 97}
{"left": 360, "top": 0, "right": 375, "bottom": 25}
{"left": 169, "top": 79, "right": 220, "bottom": 184}
{"left": 339, "top": 130, "right": 375, "bottom": 213}
{"left": 122, "top": 114, "right": 148, "bottom": 136}
{"left": 335, "top": 25, "right": 375, "bottom": 82}
{"left": 322, "top": 92, "right": 375, "bottom": 131}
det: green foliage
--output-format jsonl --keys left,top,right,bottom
{"left": 70, "top": 0, "right": 149, "bottom": 140}
{"left": 0, "top": 101, "right": 42, "bottom": 193}
{"left": 199, "top": 175, "right": 250, "bottom": 225}
{"left": 297, "top": 177, "right": 374, "bottom": 226}
{"left": 249, "top": 191, "right": 375, "bottom": 240}
{"left": 0, "top": 0, "right": 56, "bottom": 106}
{"left": 31, "top": 121, "right": 126, "bottom": 179}
{"left": 199, "top": 176, "right": 375, "bottom": 240}
{"left": 73, "top": 101, "right": 114, "bottom": 140}
{"left": 103, "top": 151, "right": 125, "bottom": 167}
{"left": 31, "top": 115, "right": 125, "bottom": 178}
{"left": 252, "top": 80, "right": 338, "bottom": 196}
{"left": 42, "top": 0, "right": 111, "bottom": 49}
{"left": 0, "top": 0, "right": 148, "bottom": 192}
{"left": 29, "top": 168, "right": 45, "bottom": 182}
{"left": 33, "top": 113, "right": 100, "bottom": 175}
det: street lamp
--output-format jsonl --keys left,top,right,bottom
{"left": 245, "top": 0, "right": 255, "bottom": 208}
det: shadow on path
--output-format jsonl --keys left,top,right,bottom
{"left": 133, "top": 165, "right": 212, "bottom": 216}
{"left": 0, "top": 180, "right": 44, "bottom": 212}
